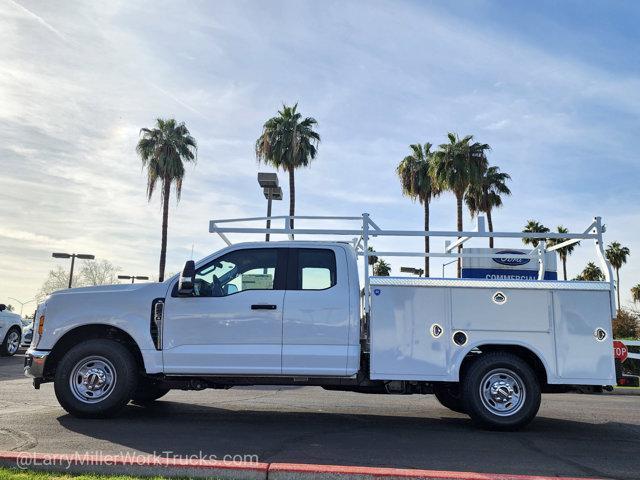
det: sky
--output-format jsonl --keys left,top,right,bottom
{"left": 1, "top": 0, "right": 639, "bottom": 312}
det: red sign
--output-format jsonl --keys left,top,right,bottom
{"left": 613, "top": 341, "right": 628, "bottom": 363}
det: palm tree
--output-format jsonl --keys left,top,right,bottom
{"left": 367, "top": 246, "right": 378, "bottom": 267}
{"left": 631, "top": 284, "right": 640, "bottom": 304}
{"left": 430, "top": 133, "right": 490, "bottom": 277}
{"left": 373, "top": 259, "right": 391, "bottom": 276}
{"left": 255, "top": 104, "right": 320, "bottom": 233}
{"left": 575, "top": 262, "right": 605, "bottom": 281}
{"left": 606, "top": 242, "right": 631, "bottom": 308}
{"left": 397, "top": 143, "right": 439, "bottom": 276}
{"left": 464, "top": 165, "right": 511, "bottom": 248}
{"left": 137, "top": 118, "right": 197, "bottom": 282}
{"left": 546, "top": 226, "right": 579, "bottom": 281}
{"left": 522, "top": 220, "right": 550, "bottom": 248}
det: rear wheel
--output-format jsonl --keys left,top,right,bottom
{"left": 0, "top": 327, "right": 21, "bottom": 356}
{"left": 433, "top": 383, "right": 466, "bottom": 414}
{"left": 54, "top": 339, "right": 138, "bottom": 418}
{"left": 462, "top": 352, "right": 541, "bottom": 431}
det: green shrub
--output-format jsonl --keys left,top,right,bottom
{"left": 613, "top": 308, "right": 640, "bottom": 340}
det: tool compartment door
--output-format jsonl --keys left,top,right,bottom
{"left": 370, "top": 285, "right": 450, "bottom": 380}
{"left": 451, "top": 287, "right": 551, "bottom": 332}
{"left": 552, "top": 289, "right": 615, "bottom": 383}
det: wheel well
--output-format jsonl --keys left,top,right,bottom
{"left": 44, "top": 324, "right": 145, "bottom": 378}
{"left": 3, "top": 325, "right": 21, "bottom": 343}
{"left": 459, "top": 344, "right": 548, "bottom": 386}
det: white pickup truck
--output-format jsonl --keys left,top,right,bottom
{"left": 0, "top": 304, "right": 23, "bottom": 356}
{"left": 25, "top": 214, "right": 617, "bottom": 430}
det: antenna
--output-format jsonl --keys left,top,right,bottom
{"left": 190, "top": 242, "right": 194, "bottom": 260}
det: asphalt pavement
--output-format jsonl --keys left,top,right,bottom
{"left": 1, "top": 351, "right": 639, "bottom": 480}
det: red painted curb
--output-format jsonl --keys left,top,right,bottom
{"left": 0, "top": 452, "right": 605, "bottom": 480}
{"left": 269, "top": 462, "right": 604, "bottom": 480}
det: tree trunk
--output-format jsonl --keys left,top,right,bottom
{"left": 487, "top": 209, "right": 494, "bottom": 248}
{"left": 159, "top": 179, "right": 171, "bottom": 282}
{"left": 562, "top": 256, "right": 567, "bottom": 281}
{"left": 616, "top": 268, "right": 621, "bottom": 309}
{"left": 288, "top": 168, "right": 295, "bottom": 237}
{"left": 456, "top": 192, "right": 463, "bottom": 278}
{"left": 424, "top": 201, "right": 430, "bottom": 277}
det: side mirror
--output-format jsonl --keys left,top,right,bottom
{"left": 178, "top": 260, "right": 196, "bottom": 296}
{"left": 0, "top": 304, "right": 5, "bottom": 312}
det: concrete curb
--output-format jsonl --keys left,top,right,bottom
{"left": 0, "top": 452, "right": 605, "bottom": 480}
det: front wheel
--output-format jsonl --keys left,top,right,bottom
{"left": 54, "top": 339, "right": 138, "bottom": 418}
{"left": 462, "top": 352, "right": 541, "bottom": 431}
{"left": 0, "top": 327, "right": 21, "bottom": 356}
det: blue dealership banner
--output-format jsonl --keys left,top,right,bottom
{"left": 461, "top": 268, "right": 557, "bottom": 280}
{"left": 461, "top": 248, "right": 558, "bottom": 280}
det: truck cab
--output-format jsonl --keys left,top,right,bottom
{"left": 161, "top": 242, "right": 360, "bottom": 376}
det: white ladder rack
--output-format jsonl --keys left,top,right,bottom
{"left": 209, "top": 213, "right": 615, "bottom": 313}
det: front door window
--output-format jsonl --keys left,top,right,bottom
{"left": 192, "top": 248, "right": 279, "bottom": 297}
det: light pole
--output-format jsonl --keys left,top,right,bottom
{"left": 257, "top": 173, "right": 283, "bottom": 242}
{"left": 7, "top": 297, "right": 35, "bottom": 317}
{"left": 52, "top": 253, "right": 95, "bottom": 288}
{"left": 400, "top": 267, "right": 424, "bottom": 277}
{"left": 118, "top": 275, "right": 150, "bottom": 284}
{"left": 442, "top": 259, "right": 457, "bottom": 278}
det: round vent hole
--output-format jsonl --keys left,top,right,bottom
{"left": 453, "top": 331, "right": 468, "bottom": 346}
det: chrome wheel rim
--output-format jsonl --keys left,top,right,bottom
{"left": 7, "top": 331, "right": 20, "bottom": 355}
{"left": 69, "top": 356, "right": 117, "bottom": 404}
{"left": 479, "top": 368, "right": 526, "bottom": 417}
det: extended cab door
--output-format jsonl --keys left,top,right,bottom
{"left": 282, "top": 247, "right": 352, "bottom": 376}
{"left": 162, "top": 247, "right": 286, "bottom": 375}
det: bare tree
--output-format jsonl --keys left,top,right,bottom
{"left": 37, "top": 260, "right": 122, "bottom": 302}
{"left": 80, "top": 260, "right": 122, "bottom": 286}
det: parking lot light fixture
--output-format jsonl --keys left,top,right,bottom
{"left": 7, "top": 297, "right": 35, "bottom": 317}
{"left": 400, "top": 267, "right": 424, "bottom": 277}
{"left": 442, "top": 259, "right": 457, "bottom": 278}
{"left": 52, "top": 252, "right": 95, "bottom": 288}
{"left": 258, "top": 172, "right": 283, "bottom": 242}
{"left": 118, "top": 275, "right": 150, "bottom": 284}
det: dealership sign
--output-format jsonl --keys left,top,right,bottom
{"left": 461, "top": 248, "right": 557, "bottom": 280}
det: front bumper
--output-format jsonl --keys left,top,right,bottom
{"left": 24, "top": 348, "right": 50, "bottom": 383}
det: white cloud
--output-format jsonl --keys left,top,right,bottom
{"left": 485, "top": 119, "right": 511, "bottom": 131}
{"left": 6, "top": 0, "right": 67, "bottom": 42}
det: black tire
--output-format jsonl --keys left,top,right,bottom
{"left": 131, "top": 378, "right": 170, "bottom": 406}
{"left": 54, "top": 339, "right": 138, "bottom": 418}
{"left": 433, "top": 383, "right": 466, "bottom": 414}
{"left": 0, "top": 327, "right": 21, "bottom": 357}
{"left": 462, "top": 352, "right": 541, "bottom": 431}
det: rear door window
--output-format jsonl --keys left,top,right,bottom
{"left": 294, "top": 249, "right": 337, "bottom": 290}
